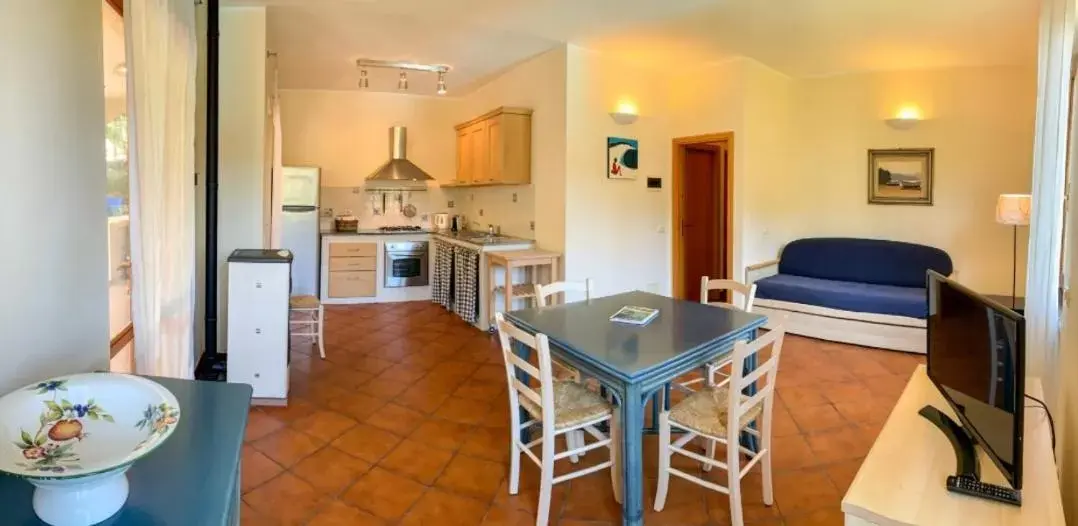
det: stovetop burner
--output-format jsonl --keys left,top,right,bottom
{"left": 379, "top": 226, "right": 424, "bottom": 232}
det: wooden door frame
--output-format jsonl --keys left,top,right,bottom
{"left": 672, "top": 132, "right": 734, "bottom": 299}
{"left": 106, "top": 0, "right": 123, "bottom": 16}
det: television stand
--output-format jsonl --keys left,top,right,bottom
{"left": 842, "top": 366, "right": 1062, "bottom": 525}
{"left": 918, "top": 405, "right": 980, "bottom": 480}
{"left": 919, "top": 405, "right": 1021, "bottom": 506}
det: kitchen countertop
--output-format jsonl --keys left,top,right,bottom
{"left": 321, "top": 229, "right": 434, "bottom": 236}
{"left": 321, "top": 229, "right": 534, "bottom": 247}
{"left": 431, "top": 230, "right": 535, "bottom": 247}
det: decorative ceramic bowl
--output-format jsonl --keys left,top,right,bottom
{"left": 0, "top": 373, "right": 181, "bottom": 526}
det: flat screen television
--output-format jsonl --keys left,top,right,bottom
{"left": 926, "top": 270, "right": 1025, "bottom": 489}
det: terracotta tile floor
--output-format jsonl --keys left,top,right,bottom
{"left": 241, "top": 301, "right": 924, "bottom": 525}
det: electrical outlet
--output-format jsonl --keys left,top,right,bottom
{"left": 352, "top": 187, "right": 361, "bottom": 194}
{"left": 645, "top": 282, "right": 660, "bottom": 293}
{"left": 530, "top": 221, "right": 535, "bottom": 231}
{"left": 478, "top": 209, "right": 484, "bottom": 217}
{"left": 512, "top": 193, "right": 518, "bottom": 203}
{"left": 448, "top": 200, "right": 455, "bottom": 208}
{"left": 421, "top": 214, "right": 429, "bottom": 221}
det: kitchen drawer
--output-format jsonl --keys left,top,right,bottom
{"left": 329, "top": 271, "right": 376, "bottom": 297}
{"left": 329, "top": 242, "right": 377, "bottom": 258}
{"left": 329, "top": 256, "right": 376, "bottom": 272}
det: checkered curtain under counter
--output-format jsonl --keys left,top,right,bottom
{"left": 453, "top": 245, "right": 481, "bottom": 324}
{"left": 431, "top": 239, "right": 454, "bottom": 309}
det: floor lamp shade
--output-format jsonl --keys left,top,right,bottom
{"left": 996, "top": 194, "right": 1032, "bottom": 226}
{"left": 996, "top": 193, "right": 1030, "bottom": 310}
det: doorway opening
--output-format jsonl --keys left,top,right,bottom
{"left": 672, "top": 133, "right": 734, "bottom": 302}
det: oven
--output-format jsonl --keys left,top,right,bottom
{"left": 384, "top": 241, "right": 429, "bottom": 288}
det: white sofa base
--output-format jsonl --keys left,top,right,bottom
{"left": 754, "top": 298, "right": 926, "bottom": 354}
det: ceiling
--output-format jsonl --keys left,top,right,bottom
{"left": 102, "top": 1, "right": 126, "bottom": 100}
{"left": 231, "top": 0, "right": 1039, "bottom": 95}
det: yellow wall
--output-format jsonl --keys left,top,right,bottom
{"left": 278, "top": 89, "right": 458, "bottom": 226}
{"left": 780, "top": 65, "right": 1036, "bottom": 294}
{"left": 451, "top": 47, "right": 568, "bottom": 248}
{"left": 562, "top": 46, "right": 674, "bottom": 295}
{"left": 280, "top": 90, "right": 458, "bottom": 189}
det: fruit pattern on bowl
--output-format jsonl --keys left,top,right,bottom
{"left": 14, "top": 380, "right": 113, "bottom": 474}
{"left": 133, "top": 403, "right": 179, "bottom": 450}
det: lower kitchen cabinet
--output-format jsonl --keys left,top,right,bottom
{"left": 328, "top": 270, "right": 376, "bottom": 297}
{"left": 328, "top": 242, "right": 377, "bottom": 298}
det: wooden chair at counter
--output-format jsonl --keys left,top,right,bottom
{"left": 289, "top": 295, "right": 325, "bottom": 359}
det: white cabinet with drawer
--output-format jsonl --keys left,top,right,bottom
{"left": 226, "top": 250, "right": 291, "bottom": 404}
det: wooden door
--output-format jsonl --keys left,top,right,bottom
{"left": 456, "top": 128, "right": 472, "bottom": 183}
{"left": 681, "top": 145, "right": 726, "bottom": 302}
{"left": 487, "top": 116, "right": 504, "bottom": 183}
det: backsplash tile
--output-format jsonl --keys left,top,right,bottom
{"left": 444, "top": 185, "right": 534, "bottom": 238}
{"left": 320, "top": 186, "right": 451, "bottom": 229}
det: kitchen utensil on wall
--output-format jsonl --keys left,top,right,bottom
{"left": 402, "top": 191, "right": 417, "bottom": 218}
{"left": 369, "top": 193, "right": 382, "bottom": 216}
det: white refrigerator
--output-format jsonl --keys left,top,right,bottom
{"left": 280, "top": 166, "right": 321, "bottom": 296}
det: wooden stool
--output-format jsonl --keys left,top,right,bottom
{"left": 289, "top": 295, "right": 325, "bottom": 360}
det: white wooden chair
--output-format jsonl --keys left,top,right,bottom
{"left": 700, "top": 276, "right": 757, "bottom": 312}
{"left": 289, "top": 295, "right": 325, "bottom": 360}
{"left": 533, "top": 279, "right": 595, "bottom": 384}
{"left": 494, "top": 312, "right": 621, "bottom": 526}
{"left": 533, "top": 278, "right": 594, "bottom": 307}
{"left": 654, "top": 325, "right": 786, "bottom": 526}
{"left": 534, "top": 278, "right": 600, "bottom": 441}
{"left": 679, "top": 277, "right": 758, "bottom": 393}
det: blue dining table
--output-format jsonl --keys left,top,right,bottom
{"left": 505, "top": 290, "right": 767, "bottom": 526}
{"left": 0, "top": 376, "right": 253, "bottom": 526}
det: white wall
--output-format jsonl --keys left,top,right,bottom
{"left": 562, "top": 46, "right": 673, "bottom": 296}
{"left": 781, "top": 65, "right": 1036, "bottom": 295}
{"left": 452, "top": 47, "right": 568, "bottom": 246}
{"left": 217, "top": 7, "right": 267, "bottom": 350}
{"left": 279, "top": 89, "right": 458, "bottom": 226}
{"left": 0, "top": 1, "right": 110, "bottom": 391}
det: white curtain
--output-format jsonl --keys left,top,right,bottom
{"left": 126, "top": 0, "right": 198, "bottom": 378}
{"left": 1027, "top": 0, "right": 1072, "bottom": 404}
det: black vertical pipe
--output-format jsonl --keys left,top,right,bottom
{"left": 204, "top": 0, "right": 221, "bottom": 362}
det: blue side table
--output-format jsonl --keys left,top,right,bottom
{"left": 0, "top": 377, "right": 253, "bottom": 525}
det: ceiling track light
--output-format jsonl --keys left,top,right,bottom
{"left": 437, "top": 72, "right": 447, "bottom": 95}
{"left": 355, "top": 59, "right": 451, "bottom": 94}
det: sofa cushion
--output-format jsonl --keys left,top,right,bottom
{"left": 778, "top": 238, "right": 952, "bottom": 288}
{"left": 755, "top": 274, "right": 928, "bottom": 319}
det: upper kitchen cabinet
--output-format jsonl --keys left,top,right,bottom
{"left": 449, "top": 107, "right": 532, "bottom": 187}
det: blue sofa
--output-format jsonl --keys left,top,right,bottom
{"left": 747, "top": 238, "right": 953, "bottom": 353}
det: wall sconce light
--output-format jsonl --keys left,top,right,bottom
{"left": 610, "top": 100, "right": 639, "bottom": 125}
{"left": 885, "top": 105, "right": 924, "bottom": 130}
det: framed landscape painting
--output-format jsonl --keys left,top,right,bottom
{"left": 868, "top": 148, "right": 934, "bottom": 205}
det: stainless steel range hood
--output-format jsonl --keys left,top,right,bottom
{"left": 365, "top": 126, "right": 436, "bottom": 185}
